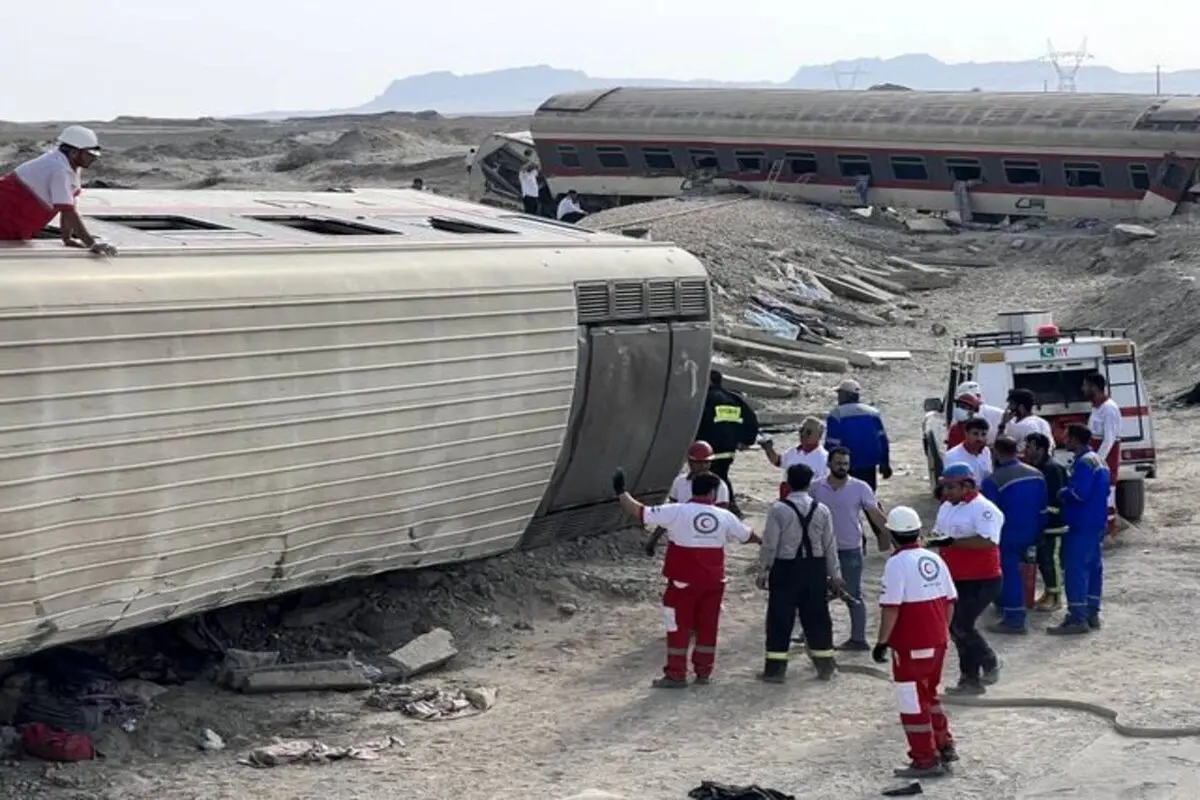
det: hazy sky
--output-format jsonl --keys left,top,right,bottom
{"left": 5, "top": 0, "right": 1193, "bottom": 121}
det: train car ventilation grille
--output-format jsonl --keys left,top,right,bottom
{"left": 575, "top": 283, "right": 611, "bottom": 322}
{"left": 612, "top": 282, "right": 646, "bottom": 318}
{"left": 678, "top": 279, "right": 711, "bottom": 315}
{"left": 647, "top": 280, "right": 678, "bottom": 316}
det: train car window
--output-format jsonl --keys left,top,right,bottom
{"left": 89, "top": 215, "right": 232, "bottom": 231}
{"left": 1129, "top": 164, "right": 1151, "bottom": 191}
{"left": 557, "top": 145, "right": 581, "bottom": 168}
{"left": 785, "top": 152, "right": 818, "bottom": 176}
{"left": 1002, "top": 159, "right": 1042, "bottom": 186}
{"left": 734, "top": 151, "right": 766, "bottom": 172}
{"left": 688, "top": 149, "right": 720, "bottom": 170}
{"left": 245, "top": 216, "right": 397, "bottom": 235}
{"left": 596, "top": 146, "right": 629, "bottom": 169}
{"left": 836, "top": 155, "right": 872, "bottom": 178}
{"left": 889, "top": 156, "right": 929, "bottom": 181}
{"left": 1063, "top": 162, "right": 1105, "bottom": 188}
{"left": 945, "top": 157, "right": 984, "bottom": 182}
{"left": 642, "top": 148, "right": 677, "bottom": 171}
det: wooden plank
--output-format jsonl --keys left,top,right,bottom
{"left": 713, "top": 334, "right": 849, "bottom": 373}
{"left": 729, "top": 325, "right": 884, "bottom": 369}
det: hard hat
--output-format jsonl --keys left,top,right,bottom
{"left": 687, "top": 441, "right": 715, "bottom": 462}
{"left": 939, "top": 463, "right": 975, "bottom": 483}
{"left": 836, "top": 378, "right": 862, "bottom": 394}
{"left": 886, "top": 506, "right": 922, "bottom": 534}
{"left": 57, "top": 125, "right": 100, "bottom": 152}
{"left": 954, "top": 380, "right": 981, "bottom": 397}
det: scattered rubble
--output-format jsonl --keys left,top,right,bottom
{"left": 238, "top": 735, "right": 403, "bottom": 768}
{"left": 387, "top": 628, "right": 459, "bottom": 680}
{"left": 198, "top": 728, "right": 226, "bottom": 751}
{"left": 1111, "top": 223, "right": 1158, "bottom": 243}
{"left": 365, "top": 683, "right": 498, "bottom": 721}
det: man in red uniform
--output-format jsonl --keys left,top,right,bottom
{"left": 1082, "top": 372, "right": 1121, "bottom": 537}
{"left": 874, "top": 505, "right": 958, "bottom": 779}
{"left": 615, "top": 468, "right": 758, "bottom": 688}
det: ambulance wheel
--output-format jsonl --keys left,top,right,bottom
{"left": 1115, "top": 480, "right": 1145, "bottom": 522}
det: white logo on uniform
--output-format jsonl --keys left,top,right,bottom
{"left": 917, "top": 556, "right": 940, "bottom": 581}
{"left": 693, "top": 512, "right": 720, "bottom": 536}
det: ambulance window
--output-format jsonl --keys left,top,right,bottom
{"left": 1012, "top": 369, "right": 1092, "bottom": 409}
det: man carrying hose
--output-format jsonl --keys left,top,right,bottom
{"left": 873, "top": 506, "right": 958, "bottom": 779}
{"left": 614, "top": 468, "right": 758, "bottom": 687}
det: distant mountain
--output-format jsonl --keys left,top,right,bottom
{"left": 238, "top": 56, "right": 1199, "bottom": 119}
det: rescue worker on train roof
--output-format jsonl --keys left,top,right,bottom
{"left": 643, "top": 440, "right": 730, "bottom": 557}
{"left": 873, "top": 505, "right": 960, "bottom": 780}
{"left": 0, "top": 126, "right": 117, "bottom": 256}
{"left": 696, "top": 370, "right": 759, "bottom": 519}
{"left": 757, "top": 463, "right": 842, "bottom": 683}
{"left": 613, "top": 467, "right": 759, "bottom": 688}
{"left": 1048, "top": 423, "right": 1109, "bottom": 636}
{"left": 980, "top": 436, "right": 1048, "bottom": 636}
{"left": 1024, "top": 432, "right": 1069, "bottom": 613}
{"left": 1082, "top": 372, "right": 1122, "bottom": 539}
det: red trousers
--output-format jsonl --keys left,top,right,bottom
{"left": 662, "top": 581, "right": 725, "bottom": 680}
{"left": 891, "top": 644, "right": 953, "bottom": 768}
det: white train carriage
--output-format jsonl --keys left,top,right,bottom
{"left": 0, "top": 188, "right": 713, "bottom": 659}
{"left": 530, "top": 87, "right": 1200, "bottom": 221}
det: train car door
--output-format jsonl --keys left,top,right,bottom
{"left": 1138, "top": 154, "right": 1199, "bottom": 218}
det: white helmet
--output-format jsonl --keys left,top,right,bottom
{"left": 954, "top": 380, "right": 981, "bottom": 400}
{"left": 57, "top": 125, "right": 100, "bottom": 152}
{"left": 886, "top": 506, "right": 922, "bottom": 535}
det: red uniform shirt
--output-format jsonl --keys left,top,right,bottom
{"left": 879, "top": 544, "right": 957, "bottom": 651}
{"left": 933, "top": 491, "right": 1003, "bottom": 582}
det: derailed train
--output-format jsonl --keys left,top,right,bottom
{"left": 476, "top": 86, "right": 1200, "bottom": 222}
{"left": 0, "top": 188, "right": 712, "bottom": 658}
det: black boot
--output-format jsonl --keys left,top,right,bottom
{"left": 1087, "top": 612, "right": 1102, "bottom": 630}
{"left": 939, "top": 744, "right": 959, "bottom": 764}
{"left": 758, "top": 659, "right": 787, "bottom": 684}
{"left": 812, "top": 656, "right": 837, "bottom": 681}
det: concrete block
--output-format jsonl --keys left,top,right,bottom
{"left": 387, "top": 628, "right": 458, "bottom": 679}
{"left": 232, "top": 658, "right": 376, "bottom": 694}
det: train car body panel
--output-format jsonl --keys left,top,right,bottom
{"left": 531, "top": 88, "right": 1200, "bottom": 220}
{"left": 0, "top": 188, "right": 712, "bottom": 658}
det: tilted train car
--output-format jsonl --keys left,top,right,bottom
{"left": 0, "top": 188, "right": 712, "bottom": 658}
{"left": 530, "top": 87, "right": 1200, "bottom": 221}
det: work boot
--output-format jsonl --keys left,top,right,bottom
{"left": 1033, "top": 592, "right": 1061, "bottom": 612}
{"left": 759, "top": 660, "right": 788, "bottom": 684}
{"left": 812, "top": 656, "right": 837, "bottom": 681}
{"left": 837, "top": 639, "right": 871, "bottom": 652}
{"left": 944, "top": 678, "right": 985, "bottom": 696}
{"left": 981, "top": 665, "right": 1001, "bottom": 686}
{"left": 692, "top": 675, "right": 711, "bottom": 686}
{"left": 1087, "top": 613, "right": 1102, "bottom": 630}
{"left": 1046, "top": 619, "right": 1090, "bottom": 636}
{"left": 939, "top": 744, "right": 959, "bottom": 764}
{"left": 893, "top": 762, "right": 947, "bottom": 779}
{"left": 651, "top": 676, "right": 689, "bottom": 689}
{"left": 987, "top": 621, "right": 1028, "bottom": 635}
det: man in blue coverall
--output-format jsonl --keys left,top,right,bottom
{"left": 981, "top": 436, "right": 1048, "bottom": 635}
{"left": 1048, "top": 423, "right": 1110, "bottom": 636}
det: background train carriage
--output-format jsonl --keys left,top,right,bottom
{"left": 528, "top": 87, "right": 1200, "bottom": 221}
{"left": 0, "top": 188, "right": 712, "bottom": 659}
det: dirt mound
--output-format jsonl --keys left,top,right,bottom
{"left": 122, "top": 135, "right": 275, "bottom": 161}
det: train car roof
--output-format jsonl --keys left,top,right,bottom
{"left": 535, "top": 87, "right": 1200, "bottom": 134}
{"left": 0, "top": 188, "right": 645, "bottom": 256}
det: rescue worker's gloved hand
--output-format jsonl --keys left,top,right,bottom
{"left": 880, "top": 465, "right": 893, "bottom": 480}
{"left": 611, "top": 468, "right": 626, "bottom": 496}
{"left": 925, "top": 536, "right": 954, "bottom": 548}
{"left": 89, "top": 241, "right": 118, "bottom": 257}
{"left": 872, "top": 643, "right": 889, "bottom": 664}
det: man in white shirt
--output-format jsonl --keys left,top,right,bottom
{"left": 998, "top": 388, "right": 1052, "bottom": 457}
{"left": 760, "top": 416, "right": 828, "bottom": 500}
{"left": 943, "top": 417, "right": 993, "bottom": 485}
{"left": 556, "top": 189, "right": 587, "bottom": 223}
{"left": 519, "top": 162, "right": 541, "bottom": 215}
{"left": 464, "top": 148, "right": 476, "bottom": 174}
{"left": 1083, "top": 372, "right": 1122, "bottom": 535}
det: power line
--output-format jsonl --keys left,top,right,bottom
{"left": 830, "top": 65, "right": 866, "bottom": 90}
{"left": 1042, "top": 37, "right": 1094, "bottom": 92}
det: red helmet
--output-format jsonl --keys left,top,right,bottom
{"left": 687, "top": 441, "right": 715, "bottom": 462}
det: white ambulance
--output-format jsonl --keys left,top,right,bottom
{"left": 921, "top": 310, "right": 1155, "bottom": 521}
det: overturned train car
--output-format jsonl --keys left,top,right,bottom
{"left": 530, "top": 86, "right": 1200, "bottom": 221}
{"left": 0, "top": 188, "right": 712, "bottom": 659}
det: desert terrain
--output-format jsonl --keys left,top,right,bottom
{"left": 2, "top": 115, "right": 1200, "bottom": 800}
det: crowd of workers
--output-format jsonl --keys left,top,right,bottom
{"left": 614, "top": 367, "right": 1117, "bottom": 780}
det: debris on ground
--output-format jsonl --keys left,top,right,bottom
{"left": 198, "top": 728, "right": 226, "bottom": 751}
{"left": 223, "top": 652, "right": 380, "bottom": 694}
{"left": 687, "top": 780, "right": 796, "bottom": 800}
{"left": 386, "top": 628, "right": 458, "bottom": 679}
{"left": 20, "top": 722, "right": 96, "bottom": 762}
{"left": 1111, "top": 223, "right": 1158, "bottom": 243}
{"left": 364, "top": 683, "right": 498, "bottom": 720}
{"left": 238, "top": 735, "right": 403, "bottom": 767}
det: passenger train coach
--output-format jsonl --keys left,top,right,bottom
{"left": 0, "top": 188, "right": 712, "bottom": 658}
{"left": 526, "top": 87, "right": 1200, "bottom": 221}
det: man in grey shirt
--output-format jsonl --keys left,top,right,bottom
{"left": 757, "top": 463, "right": 843, "bottom": 682}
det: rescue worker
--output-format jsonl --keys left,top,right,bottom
{"left": 696, "top": 370, "right": 759, "bottom": 518}
{"left": 927, "top": 463, "right": 1004, "bottom": 694}
{"left": 943, "top": 417, "right": 993, "bottom": 485}
{"left": 1082, "top": 372, "right": 1122, "bottom": 537}
{"left": 614, "top": 468, "right": 759, "bottom": 686}
{"left": 981, "top": 437, "right": 1048, "bottom": 635}
{"left": 812, "top": 446, "right": 890, "bottom": 651}
{"left": 760, "top": 416, "right": 828, "bottom": 499}
{"left": 1048, "top": 424, "right": 1109, "bottom": 635}
{"left": 643, "top": 440, "right": 731, "bottom": 556}
{"left": 519, "top": 162, "right": 541, "bottom": 215}
{"left": 757, "top": 463, "right": 842, "bottom": 682}
{"left": 874, "top": 506, "right": 959, "bottom": 779}
{"left": 1024, "top": 432, "right": 1069, "bottom": 612}
{"left": 945, "top": 382, "right": 1003, "bottom": 448}
{"left": 0, "top": 126, "right": 117, "bottom": 256}
{"left": 556, "top": 189, "right": 587, "bottom": 223}
{"left": 997, "top": 388, "right": 1052, "bottom": 457}
{"left": 824, "top": 378, "right": 891, "bottom": 490}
